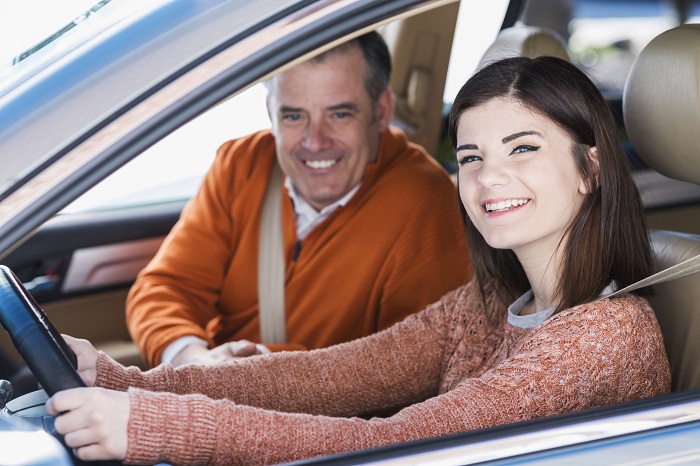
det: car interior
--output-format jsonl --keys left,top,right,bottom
{"left": 1, "top": 0, "right": 700, "bottom": 408}
{"left": 623, "top": 23, "right": 700, "bottom": 392}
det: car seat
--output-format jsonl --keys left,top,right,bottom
{"left": 624, "top": 24, "right": 700, "bottom": 391}
{"left": 477, "top": 25, "right": 571, "bottom": 70}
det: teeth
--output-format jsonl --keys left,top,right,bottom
{"left": 485, "top": 199, "right": 528, "bottom": 212}
{"left": 305, "top": 159, "right": 337, "bottom": 169}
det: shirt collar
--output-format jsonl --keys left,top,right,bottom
{"left": 284, "top": 177, "right": 362, "bottom": 240}
{"left": 507, "top": 281, "right": 618, "bottom": 329}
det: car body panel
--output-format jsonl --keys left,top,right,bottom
{"left": 289, "top": 391, "right": 700, "bottom": 465}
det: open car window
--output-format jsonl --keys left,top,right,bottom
{"left": 62, "top": 84, "right": 271, "bottom": 214}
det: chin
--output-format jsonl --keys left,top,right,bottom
{"left": 482, "top": 235, "right": 522, "bottom": 251}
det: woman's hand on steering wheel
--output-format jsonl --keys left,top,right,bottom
{"left": 46, "top": 387, "right": 129, "bottom": 462}
{"left": 61, "top": 335, "right": 98, "bottom": 387}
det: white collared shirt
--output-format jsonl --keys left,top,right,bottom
{"left": 284, "top": 176, "right": 362, "bottom": 240}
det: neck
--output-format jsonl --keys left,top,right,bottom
{"left": 516, "top": 246, "right": 563, "bottom": 315}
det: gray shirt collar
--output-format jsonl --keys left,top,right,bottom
{"left": 508, "top": 282, "right": 617, "bottom": 329}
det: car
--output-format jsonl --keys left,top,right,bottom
{"left": 1, "top": 0, "right": 700, "bottom": 464}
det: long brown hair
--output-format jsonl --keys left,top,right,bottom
{"left": 448, "top": 56, "right": 652, "bottom": 313}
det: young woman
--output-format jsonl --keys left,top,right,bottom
{"left": 47, "top": 56, "right": 670, "bottom": 466}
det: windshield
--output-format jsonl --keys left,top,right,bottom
{"left": 0, "top": 0, "right": 146, "bottom": 95}
{"left": 0, "top": 1, "right": 110, "bottom": 65}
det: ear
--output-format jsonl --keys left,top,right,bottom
{"left": 375, "top": 87, "right": 395, "bottom": 132}
{"left": 579, "top": 146, "right": 600, "bottom": 194}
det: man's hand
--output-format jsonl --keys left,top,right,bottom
{"left": 61, "top": 335, "right": 99, "bottom": 386}
{"left": 171, "top": 340, "right": 269, "bottom": 367}
{"left": 46, "top": 387, "right": 129, "bottom": 462}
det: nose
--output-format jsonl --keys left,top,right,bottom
{"left": 302, "top": 119, "right": 333, "bottom": 152}
{"left": 476, "top": 157, "right": 509, "bottom": 189}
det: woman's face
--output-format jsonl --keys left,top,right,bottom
{"left": 456, "top": 97, "right": 590, "bottom": 261}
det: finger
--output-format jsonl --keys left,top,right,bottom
{"left": 72, "top": 443, "right": 117, "bottom": 462}
{"left": 63, "top": 427, "right": 101, "bottom": 449}
{"left": 46, "top": 388, "right": 88, "bottom": 415}
{"left": 230, "top": 340, "right": 257, "bottom": 356}
{"left": 53, "top": 408, "right": 92, "bottom": 436}
{"left": 61, "top": 334, "right": 86, "bottom": 353}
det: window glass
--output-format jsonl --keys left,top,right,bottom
{"left": 62, "top": 84, "right": 271, "bottom": 213}
{"left": 443, "top": 0, "right": 511, "bottom": 102}
{"left": 521, "top": 0, "right": 700, "bottom": 97}
{"left": 0, "top": 0, "right": 99, "bottom": 67}
{"left": 518, "top": 0, "right": 700, "bottom": 209}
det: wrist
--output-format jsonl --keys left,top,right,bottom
{"left": 162, "top": 336, "right": 209, "bottom": 365}
{"left": 171, "top": 342, "right": 209, "bottom": 366}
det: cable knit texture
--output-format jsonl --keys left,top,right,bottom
{"left": 96, "top": 283, "right": 670, "bottom": 465}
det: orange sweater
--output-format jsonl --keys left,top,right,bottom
{"left": 126, "top": 128, "right": 470, "bottom": 366}
{"left": 99, "top": 284, "right": 670, "bottom": 465}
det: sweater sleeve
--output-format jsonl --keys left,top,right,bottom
{"left": 98, "top": 290, "right": 461, "bottom": 416}
{"left": 120, "top": 293, "right": 670, "bottom": 466}
{"left": 125, "top": 139, "right": 251, "bottom": 367}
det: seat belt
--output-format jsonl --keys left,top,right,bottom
{"left": 257, "top": 160, "right": 287, "bottom": 344}
{"left": 598, "top": 250, "right": 700, "bottom": 301}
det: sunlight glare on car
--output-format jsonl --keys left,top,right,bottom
{"left": 0, "top": 0, "right": 98, "bottom": 68}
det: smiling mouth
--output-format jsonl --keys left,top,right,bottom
{"left": 303, "top": 159, "right": 338, "bottom": 169}
{"left": 484, "top": 198, "right": 529, "bottom": 213}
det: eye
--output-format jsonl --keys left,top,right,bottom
{"left": 330, "top": 110, "right": 354, "bottom": 122}
{"left": 457, "top": 154, "right": 482, "bottom": 166}
{"left": 281, "top": 113, "right": 303, "bottom": 123}
{"left": 511, "top": 144, "right": 540, "bottom": 155}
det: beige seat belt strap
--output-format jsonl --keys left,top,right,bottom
{"left": 258, "top": 160, "right": 287, "bottom": 344}
{"left": 598, "top": 253, "right": 700, "bottom": 301}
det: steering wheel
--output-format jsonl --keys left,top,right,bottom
{"left": 0, "top": 265, "right": 85, "bottom": 397}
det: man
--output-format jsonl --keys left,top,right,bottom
{"left": 126, "top": 32, "right": 470, "bottom": 368}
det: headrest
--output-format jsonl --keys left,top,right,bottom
{"left": 624, "top": 24, "right": 700, "bottom": 185}
{"left": 477, "top": 26, "right": 571, "bottom": 70}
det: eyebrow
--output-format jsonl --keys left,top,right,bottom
{"left": 502, "top": 130, "right": 542, "bottom": 144}
{"left": 455, "top": 130, "right": 543, "bottom": 152}
{"left": 279, "top": 105, "right": 303, "bottom": 114}
{"left": 328, "top": 102, "right": 359, "bottom": 112}
{"left": 278, "top": 103, "right": 360, "bottom": 113}
{"left": 455, "top": 143, "right": 478, "bottom": 152}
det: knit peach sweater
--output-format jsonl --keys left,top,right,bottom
{"left": 96, "top": 283, "right": 670, "bottom": 465}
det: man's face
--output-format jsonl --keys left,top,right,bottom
{"left": 266, "top": 45, "right": 393, "bottom": 211}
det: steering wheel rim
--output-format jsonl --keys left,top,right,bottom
{"left": 0, "top": 265, "right": 85, "bottom": 397}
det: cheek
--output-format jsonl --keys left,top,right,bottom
{"left": 276, "top": 133, "right": 301, "bottom": 156}
{"left": 457, "top": 170, "right": 475, "bottom": 198}
{"left": 458, "top": 178, "right": 477, "bottom": 216}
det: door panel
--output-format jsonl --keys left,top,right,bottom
{"left": 0, "top": 201, "right": 182, "bottom": 368}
